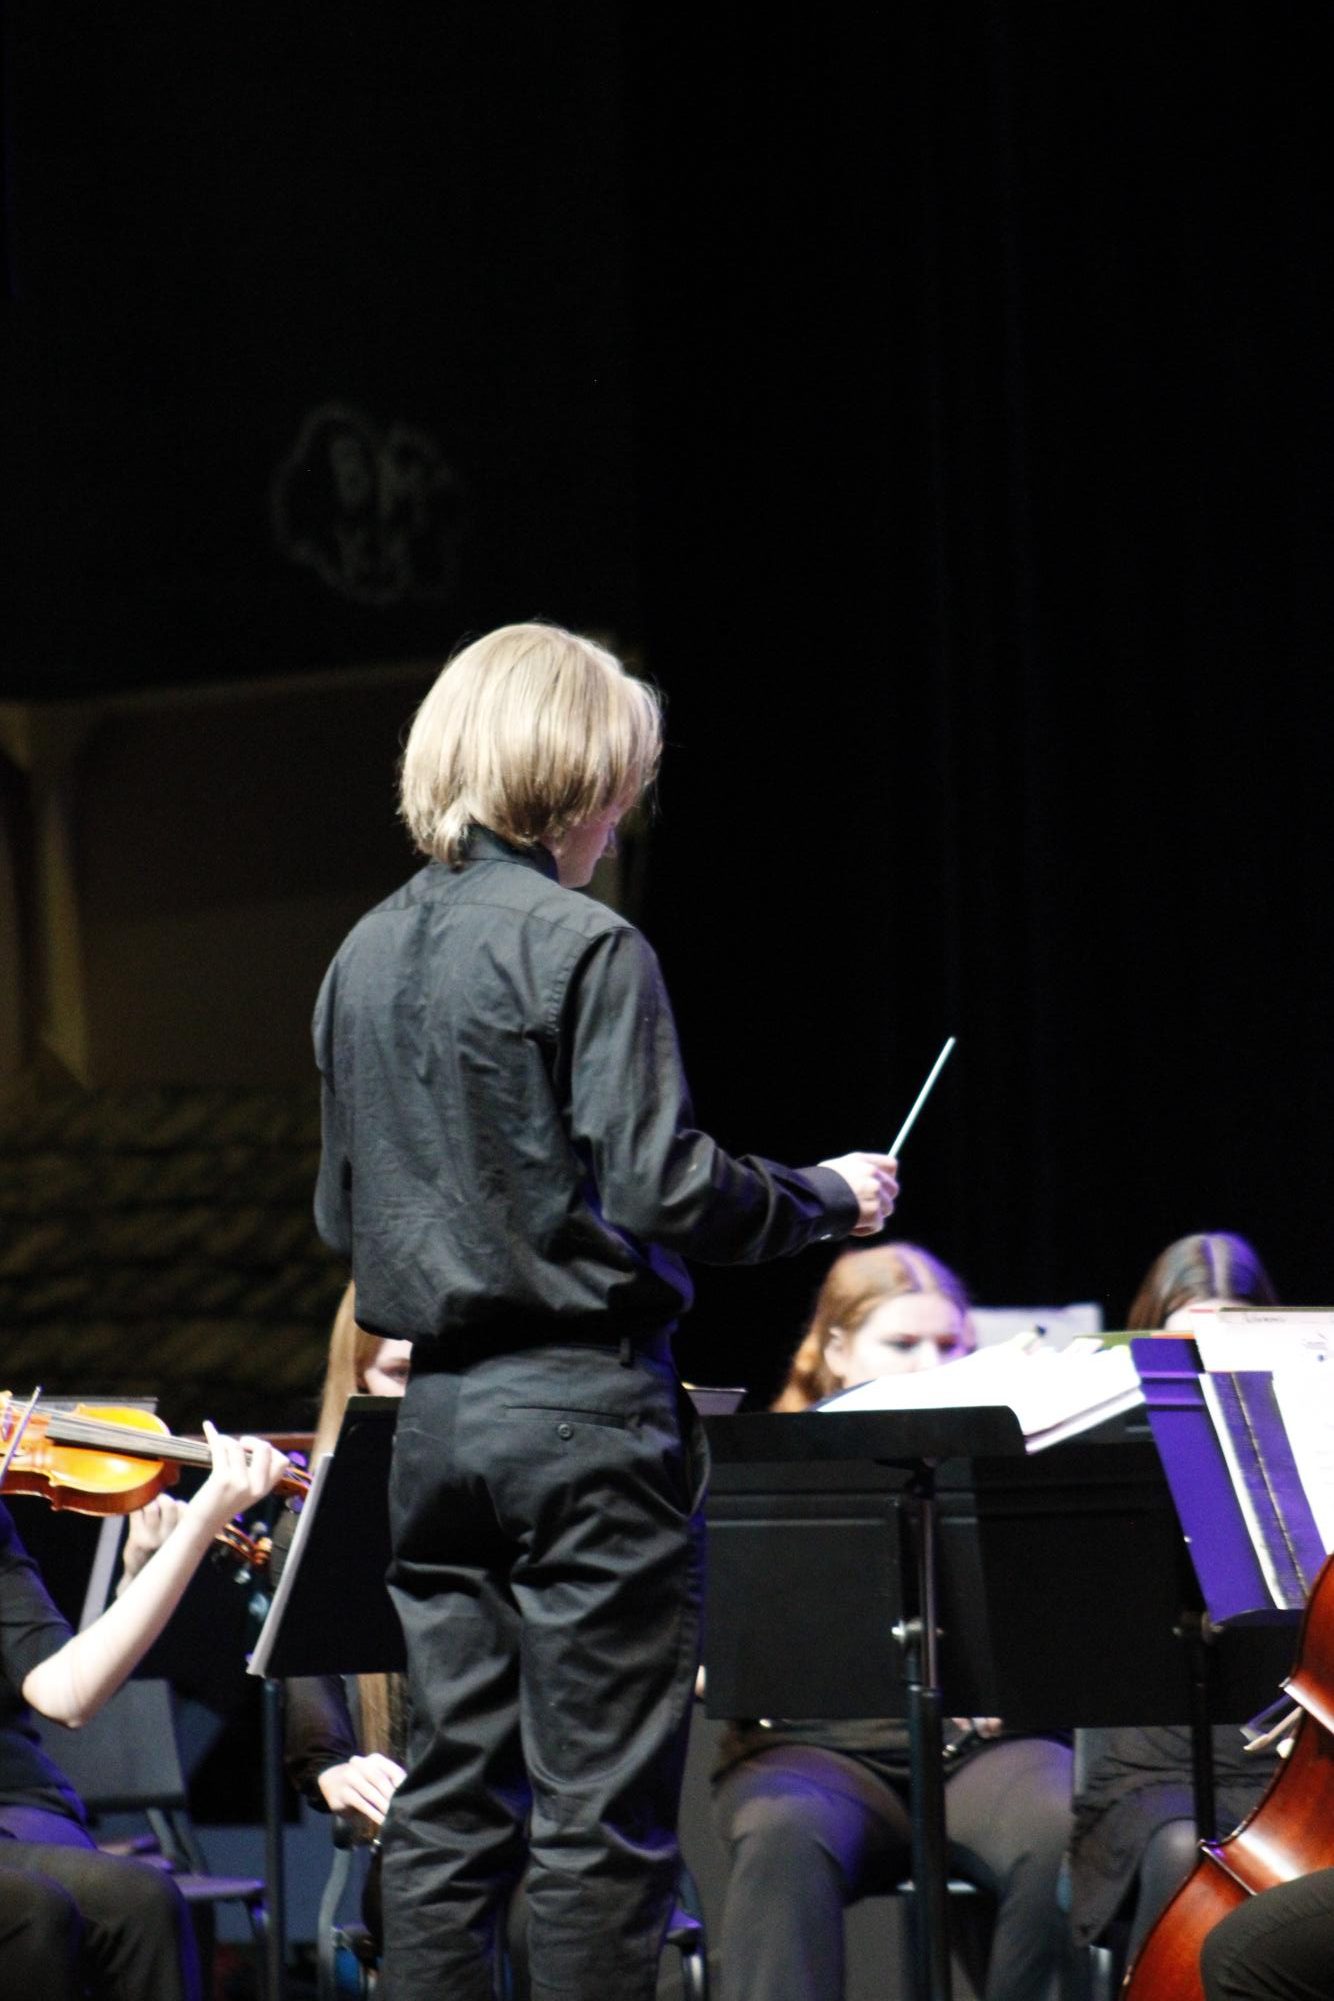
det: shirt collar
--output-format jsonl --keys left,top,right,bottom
{"left": 465, "top": 825, "right": 558, "bottom": 881}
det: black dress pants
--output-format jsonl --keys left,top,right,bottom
{"left": 1201, "top": 1870, "right": 1334, "bottom": 2001}
{"left": 380, "top": 1340, "right": 707, "bottom": 2001}
{"left": 713, "top": 1737, "right": 1075, "bottom": 2001}
{"left": 0, "top": 1822, "right": 201, "bottom": 2001}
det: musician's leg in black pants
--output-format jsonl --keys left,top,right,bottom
{"left": 714, "top": 1746, "right": 904, "bottom": 2001}
{"left": 1127, "top": 1818, "right": 1200, "bottom": 1964}
{"left": 380, "top": 1342, "right": 706, "bottom": 2001}
{"left": 0, "top": 1830, "right": 201, "bottom": 2001}
{"left": 1201, "top": 1870, "right": 1334, "bottom": 2001}
{"left": 0, "top": 1866, "right": 83, "bottom": 1998}
{"left": 714, "top": 1737, "right": 1075, "bottom": 2001}
{"left": 943, "top": 1735, "right": 1076, "bottom": 2001}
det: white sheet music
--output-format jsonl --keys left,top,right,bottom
{"left": 1192, "top": 1308, "right": 1334, "bottom": 1373}
{"left": 1271, "top": 1360, "right": 1334, "bottom": 1553}
{"left": 818, "top": 1337, "right": 1143, "bottom": 1451}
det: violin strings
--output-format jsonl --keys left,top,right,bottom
{"left": 41, "top": 1415, "right": 213, "bottom": 1466}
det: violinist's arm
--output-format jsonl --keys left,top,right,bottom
{"left": 23, "top": 1424, "right": 288, "bottom": 1728}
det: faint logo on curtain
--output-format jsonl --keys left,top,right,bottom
{"left": 271, "top": 404, "right": 464, "bottom": 606}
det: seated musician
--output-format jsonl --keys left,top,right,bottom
{"left": 0, "top": 1422, "right": 288, "bottom": 2001}
{"left": 274, "top": 1281, "right": 412, "bottom": 1946}
{"left": 1066, "top": 1231, "right": 1281, "bottom": 1967}
{"left": 712, "top": 1242, "right": 1076, "bottom": 2001}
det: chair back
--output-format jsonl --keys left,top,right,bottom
{"left": 34, "top": 1676, "right": 190, "bottom": 1814}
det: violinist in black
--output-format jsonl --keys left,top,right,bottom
{"left": 0, "top": 1428, "right": 287, "bottom": 2001}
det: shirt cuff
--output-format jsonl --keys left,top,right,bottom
{"left": 796, "top": 1164, "right": 863, "bottom": 1239}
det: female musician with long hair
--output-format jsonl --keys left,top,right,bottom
{"left": 712, "top": 1242, "right": 1075, "bottom": 2001}
{"left": 280, "top": 1282, "right": 412, "bottom": 1843}
{"left": 1066, "top": 1231, "right": 1281, "bottom": 1967}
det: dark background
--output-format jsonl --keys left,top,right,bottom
{"left": 4, "top": 5, "right": 1334, "bottom": 1404}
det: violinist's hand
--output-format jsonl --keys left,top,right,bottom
{"left": 819, "top": 1152, "right": 899, "bottom": 1236}
{"left": 189, "top": 1422, "right": 290, "bottom": 1536}
{"left": 116, "top": 1494, "right": 190, "bottom": 1596}
{"left": 317, "top": 1753, "right": 407, "bottom": 1829}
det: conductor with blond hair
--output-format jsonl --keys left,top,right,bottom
{"left": 313, "top": 621, "right": 899, "bottom": 2001}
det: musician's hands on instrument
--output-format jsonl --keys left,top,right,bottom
{"left": 317, "top": 1752, "right": 407, "bottom": 1829}
{"left": 117, "top": 1494, "right": 190, "bottom": 1595}
{"left": 820, "top": 1152, "right": 899, "bottom": 1236}
{"left": 24, "top": 1424, "right": 290, "bottom": 1728}
{"left": 190, "top": 1422, "right": 290, "bottom": 1535}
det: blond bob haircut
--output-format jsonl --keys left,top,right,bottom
{"left": 773, "top": 1242, "right": 974, "bottom": 1411}
{"left": 399, "top": 622, "right": 663, "bottom": 867}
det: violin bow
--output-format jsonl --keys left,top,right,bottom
{"left": 0, "top": 1388, "right": 43, "bottom": 1489}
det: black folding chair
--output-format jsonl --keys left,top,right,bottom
{"left": 35, "top": 1677, "right": 269, "bottom": 1997}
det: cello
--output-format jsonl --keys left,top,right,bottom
{"left": 1122, "top": 1548, "right": 1334, "bottom": 2001}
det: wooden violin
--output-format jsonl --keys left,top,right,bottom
{"left": 0, "top": 1390, "right": 309, "bottom": 1572}
{"left": 1123, "top": 1550, "right": 1334, "bottom": 2001}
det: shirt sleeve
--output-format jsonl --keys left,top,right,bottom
{"left": 564, "top": 926, "right": 860, "bottom": 1263}
{"left": 313, "top": 970, "right": 353, "bottom": 1259}
{"left": 284, "top": 1674, "right": 359, "bottom": 1807}
{"left": 0, "top": 1506, "right": 74, "bottom": 1692}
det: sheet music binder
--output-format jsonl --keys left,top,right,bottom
{"left": 1133, "top": 1337, "right": 1328, "bottom": 1624}
{"left": 248, "top": 1394, "right": 404, "bottom": 1679}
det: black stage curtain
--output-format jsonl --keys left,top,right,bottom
{"left": 623, "top": 7, "right": 1334, "bottom": 1397}
{"left": 4, "top": 8, "right": 1333, "bottom": 1399}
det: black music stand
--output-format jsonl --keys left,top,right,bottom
{"left": 247, "top": 1396, "right": 403, "bottom": 2001}
{"left": 704, "top": 1408, "right": 1025, "bottom": 2001}
{"left": 702, "top": 1408, "right": 1300, "bottom": 2001}
{"left": 249, "top": 1395, "right": 403, "bottom": 1681}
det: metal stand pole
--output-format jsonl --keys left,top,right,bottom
{"left": 897, "top": 1473, "right": 952, "bottom": 2001}
{"left": 1180, "top": 1609, "right": 1218, "bottom": 1842}
{"left": 262, "top": 1675, "right": 287, "bottom": 2001}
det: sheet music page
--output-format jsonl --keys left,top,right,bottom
{"left": 817, "top": 1338, "right": 1142, "bottom": 1444}
{"left": 1193, "top": 1309, "right": 1334, "bottom": 1373}
{"left": 1271, "top": 1361, "right": 1334, "bottom": 1554}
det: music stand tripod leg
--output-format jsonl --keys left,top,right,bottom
{"left": 1180, "top": 1610, "right": 1218, "bottom": 1843}
{"left": 897, "top": 1478, "right": 953, "bottom": 2001}
{"left": 263, "top": 1675, "right": 287, "bottom": 2001}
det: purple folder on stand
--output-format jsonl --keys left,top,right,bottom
{"left": 1132, "top": 1337, "right": 1326, "bottom": 1625}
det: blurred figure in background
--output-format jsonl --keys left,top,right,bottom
{"left": 713, "top": 1243, "right": 1076, "bottom": 2001}
{"left": 1067, "top": 1231, "right": 1281, "bottom": 1967}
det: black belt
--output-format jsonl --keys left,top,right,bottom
{"left": 407, "top": 1323, "right": 676, "bottom": 1372}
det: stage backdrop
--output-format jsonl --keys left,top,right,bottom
{"left": 2, "top": 8, "right": 1333, "bottom": 1408}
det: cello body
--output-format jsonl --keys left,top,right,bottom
{"left": 1123, "top": 1551, "right": 1334, "bottom": 2001}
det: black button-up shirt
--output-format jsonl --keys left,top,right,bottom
{"left": 313, "top": 828, "right": 858, "bottom": 1348}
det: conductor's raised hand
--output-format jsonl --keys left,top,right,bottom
{"left": 819, "top": 1152, "right": 899, "bottom": 1236}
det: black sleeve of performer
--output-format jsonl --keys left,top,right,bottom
{"left": 0, "top": 1505, "right": 74, "bottom": 1688}
{"left": 315, "top": 1071, "right": 352, "bottom": 1260}
{"left": 564, "top": 927, "right": 859, "bottom": 1261}
{"left": 284, "top": 1674, "right": 359, "bottom": 1809}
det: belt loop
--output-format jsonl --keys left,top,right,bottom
{"left": 618, "top": 1334, "right": 633, "bottom": 1368}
